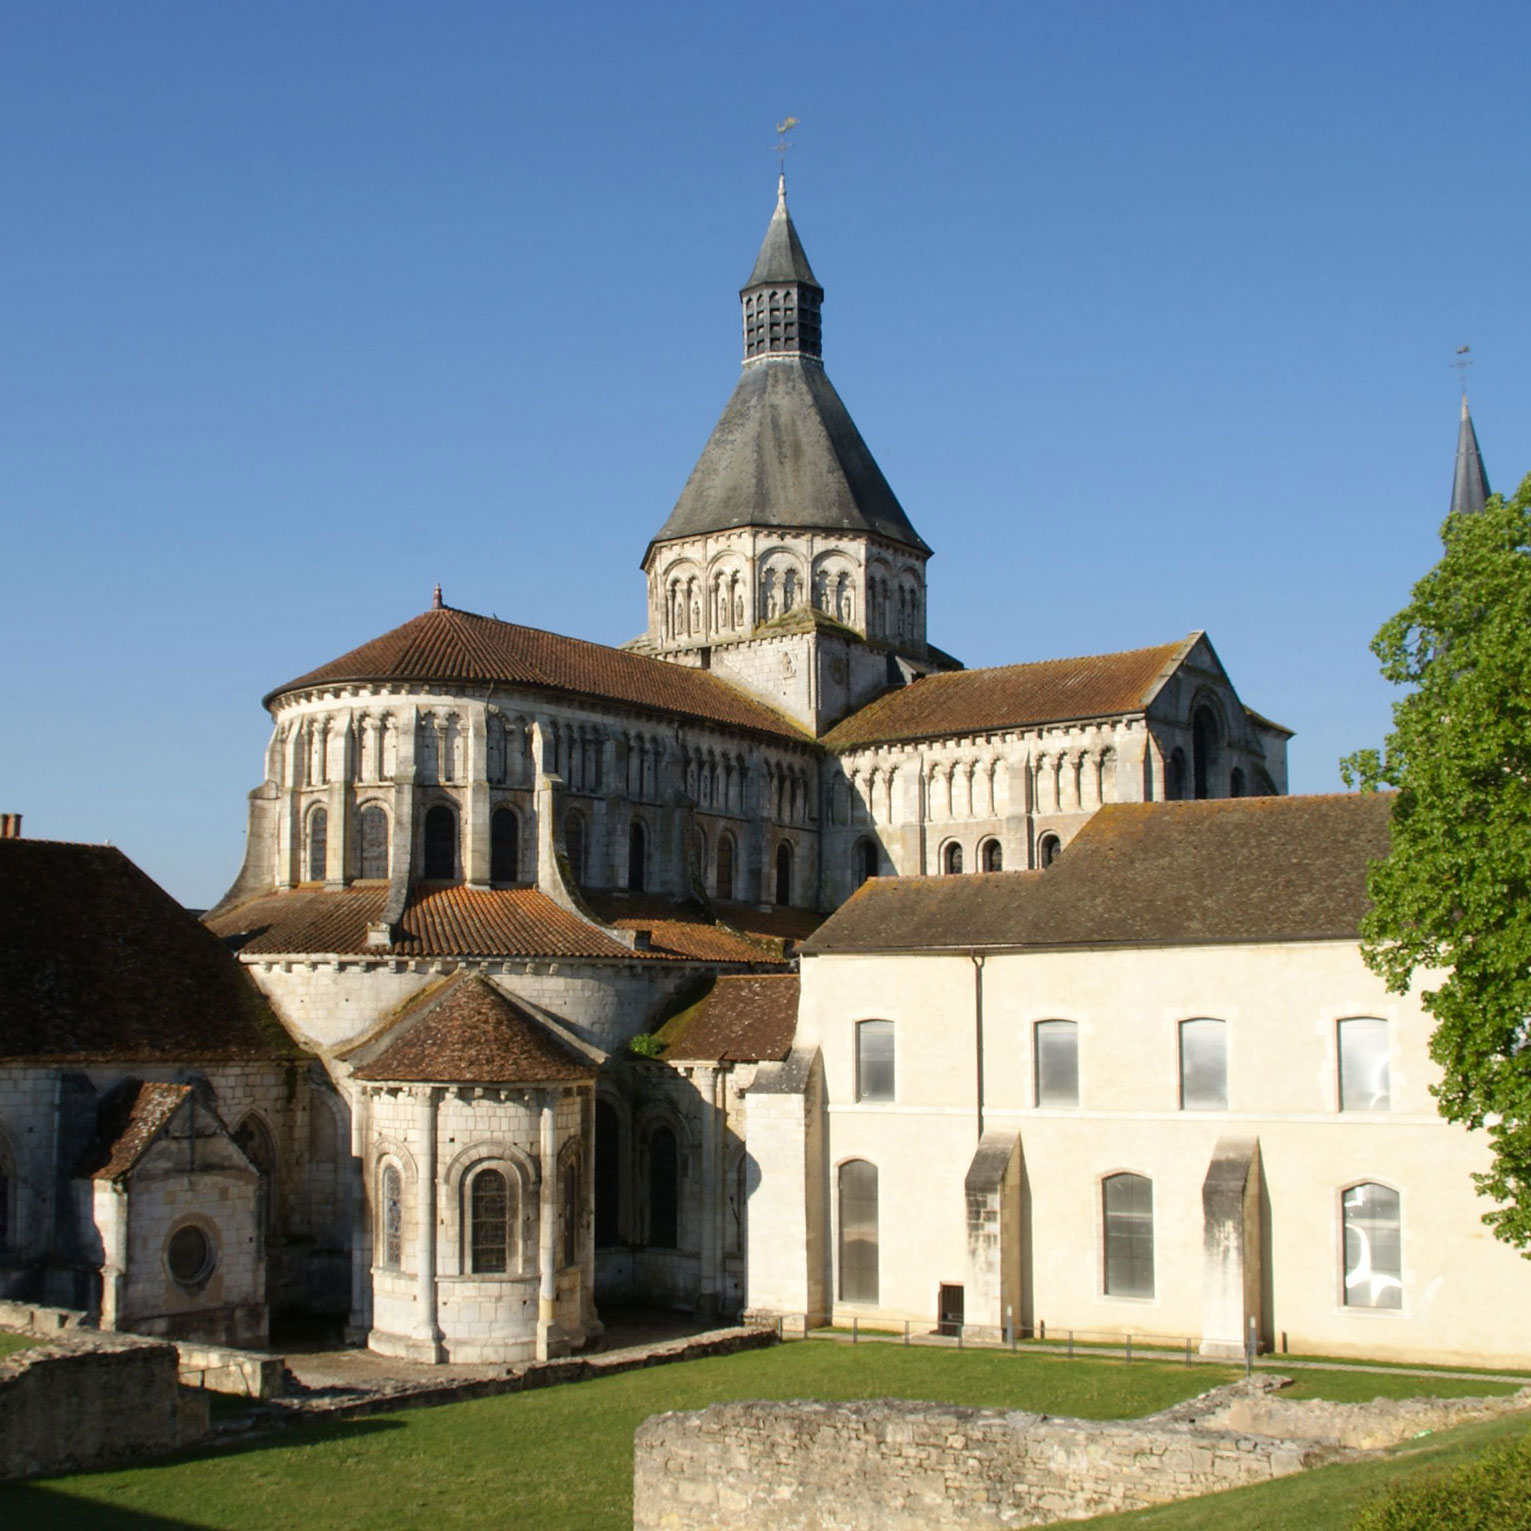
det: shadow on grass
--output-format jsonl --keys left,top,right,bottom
{"left": 0, "top": 1485, "right": 214, "bottom": 1529}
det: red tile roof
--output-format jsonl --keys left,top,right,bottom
{"left": 266, "top": 603, "right": 809, "bottom": 742}
{"left": 352, "top": 973, "right": 597, "bottom": 1084}
{"left": 656, "top": 974, "right": 800, "bottom": 1063}
{"left": 0, "top": 840, "right": 297, "bottom": 1062}
{"left": 821, "top": 637, "right": 1193, "bottom": 750}
{"left": 805, "top": 793, "right": 1394, "bottom": 953}
{"left": 583, "top": 892, "right": 797, "bottom": 964}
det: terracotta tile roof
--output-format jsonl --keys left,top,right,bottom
{"left": 584, "top": 892, "right": 797, "bottom": 964}
{"left": 265, "top": 603, "right": 809, "bottom": 742}
{"left": 76, "top": 1081, "right": 195, "bottom": 1182}
{"left": 657, "top": 974, "right": 800, "bottom": 1063}
{"left": 208, "top": 884, "right": 643, "bottom": 961}
{"left": 352, "top": 973, "right": 597, "bottom": 1084}
{"left": 821, "top": 638, "right": 1193, "bottom": 750}
{"left": 0, "top": 840, "right": 297, "bottom": 1062}
{"left": 804, "top": 793, "right": 1394, "bottom": 954}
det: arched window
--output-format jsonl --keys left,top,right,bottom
{"left": 1034, "top": 1020, "right": 1079, "bottom": 1108}
{"left": 1343, "top": 1183, "right": 1402, "bottom": 1309}
{"left": 1192, "top": 707, "right": 1219, "bottom": 799}
{"left": 628, "top": 821, "right": 646, "bottom": 892}
{"left": 716, "top": 832, "right": 736, "bottom": 900}
{"left": 595, "top": 1100, "right": 622, "bottom": 1248}
{"left": 1103, "top": 1172, "right": 1154, "bottom": 1297}
{"left": 378, "top": 1164, "right": 403, "bottom": 1270}
{"left": 774, "top": 842, "right": 792, "bottom": 906}
{"left": 423, "top": 804, "right": 457, "bottom": 880}
{"left": 561, "top": 1147, "right": 581, "bottom": 1270}
{"left": 854, "top": 838, "right": 879, "bottom": 887}
{"left": 1179, "top": 1019, "right": 1228, "bottom": 1110}
{"left": 855, "top": 1020, "right": 895, "bottom": 1102}
{"left": 468, "top": 1167, "right": 512, "bottom": 1274}
{"left": 942, "top": 841, "right": 963, "bottom": 875}
{"left": 838, "top": 1159, "right": 879, "bottom": 1303}
{"left": 307, "top": 807, "right": 328, "bottom": 882}
{"left": 1166, "top": 749, "right": 1188, "bottom": 801}
{"left": 981, "top": 838, "right": 1003, "bottom": 872}
{"left": 648, "top": 1125, "right": 679, "bottom": 1249}
{"left": 564, "top": 810, "right": 586, "bottom": 882}
{"left": 1038, "top": 833, "right": 1061, "bottom": 869}
{"left": 1229, "top": 767, "right": 1246, "bottom": 798}
{"left": 1338, "top": 1018, "right": 1391, "bottom": 1112}
{"left": 358, "top": 805, "right": 389, "bottom": 879}
{"left": 233, "top": 1114, "right": 277, "bottom": 1237}
{"left": 490, "top": 807, "right": 519, "bottom": 884}
{"left": 727, "top": 1152, "right": 747, "bottom": 1255}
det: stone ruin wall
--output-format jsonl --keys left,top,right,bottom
{"left": 632, "top": 1394, "right": 1334, "bottom": 1530}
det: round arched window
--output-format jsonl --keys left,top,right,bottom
{"left": 166, "top": 1224, "right": 217, "bottom": 1286}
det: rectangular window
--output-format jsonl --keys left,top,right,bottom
{"left": 1343, "top": 1183, "right": 1402, "bottom": 1309}
{"left": 855, "top": 1020, "right": 895, "bottom": 1102}
{"left": 1179, "top": 1019, "right": 1227, "bottom": 1110}
{"left": 1103, "top": 1173, "right": 1154, "bottom": 1298}
{"left": 1339, "top": 1018, "right": 1390, "bottom": 1112}
{"left": 1034, "top": 1020, "right": 1079, "bottom": 1107}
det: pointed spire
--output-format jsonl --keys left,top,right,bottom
{"left": 741, "top": 179, "right": 823, "bottom": 362}
{"left": 1450, "top": 394, "right": 1491, "bottom": 516}
{"left": 432, "top": 582, "right": 444, "bottom": 609}
{"left": 745, "top": 176, "right": 820, "bottom": 288}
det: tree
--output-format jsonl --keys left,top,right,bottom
{"left": 1342, "top": 472, "right": 1531, "bottom": 1250}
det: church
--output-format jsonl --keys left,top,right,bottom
{"left": 4, "top": 178, "right": 1519, "bottom": 1369}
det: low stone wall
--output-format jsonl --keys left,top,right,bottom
{"left": 0, "top": 1333, "right": 209, "bottom": 1483}
{"left": 175, "top": 1341, "right": 286, "bottom": 1400}
{"left": 633, "top": 1392, "right": 1336, "bottom": 1530}
{"left": 0, "top": 1299, "right": 91, "bottom": 1334}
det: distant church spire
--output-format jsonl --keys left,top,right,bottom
{"left": 1450, "top": 394, "right": 1491, "bottom": 516}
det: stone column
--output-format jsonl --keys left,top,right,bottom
{"left": 325, "top": 715, "right": 352, "bottom": 889}
{"left": 1200, "top": 1137, "right": 1263, "bottom": 1358}
{"left": 345, "top": 1087, "right": 373, "bottom": 1344}
{"left": 463, "top": 704, "right": 491, "bottom": 889}
{"left": 413, "top": 1086, "right": 443, "bottom": 1362}
{"left": 697, "top": 1067, "right": 722, "bottom": 1318}
{"left": 278, "top": 721, "right": 304, "bottom": 889}
{"left": 536, "top": 1095, "right": 565, "bottom": 1360}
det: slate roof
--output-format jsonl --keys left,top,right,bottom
{"left": 582, "top": 893, "right": 795, "bottom": 964}
{"left": 1451, "top": 394, "right": 1491, "bottom": 516}
{"left": 657, "top": 974, "right": 800, "bottom": 1063}
{"left": 265, "top": 603, "right": 808, "bottom": 741}
{"left": 649, "top": 358, "right": 930, "bottom": 553}
{"left": 822, "top": 638, "right": 1194, "bottom": 750}
{"left": 745, "top": 181, "right": 821, "bottom": 289}
{"left": 804, "top": 793, "right": 1394, "bottom": 954}
{"left": 77, "top": 1081, "right": 195, "bottom": 1182}
{"left": 0, "top": 839, "right": 297, "bottom": 1062}
{"left": 209, "top": 884, "right": 639, "bottom": 961}
{"left": 351, "top": 973, "right": 597, "bottom": 1084}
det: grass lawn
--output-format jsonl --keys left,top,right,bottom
{"left": 1, "top": 1341, "right": 1521, "bottom": 1531}
{"left": 0, "top": 1331, "right": 41, "bottom": 1360}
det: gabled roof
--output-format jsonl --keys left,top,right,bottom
{"left": 351, "top": 973, "right": 597, "bottom": 1084}
{"left": 822, "top": 637, "right": 1194, "bottom": 750}
{"left": 657, "top": 974, "right": 799, "bottom": 1063}
{"left": 804, "top": 792, "right": 1394, "bottom": 954}
{"left": 648, "top": 358, "right": 930, "bottom": 554}
{"left": 0, "top": 840, "right": 297, "bottom": 1063}
{"left": 74, "top": 1081, "right": 245, "bottom": 1184}
{"left": 745, "top": 179, "right": 820, "bottom": 289}
{"left": 264, "top": 603, "right": 808, "bottom": 741}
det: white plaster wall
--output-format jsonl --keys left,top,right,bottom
{"left": 786, "top": 942, "right": 1531, "bottom": 1368}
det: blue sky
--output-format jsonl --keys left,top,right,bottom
{"left": 3, "top": 2, "right": 1528, "bottom": 906}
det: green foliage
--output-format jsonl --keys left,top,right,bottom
{"left": 1341, "top": 474, "right": 1531, "bottom": 1250}
{"left": 1347, "top": 1428, "right": 1531, "bottom": 1530}
{"left": 626, "top": 1032, "right": 664, "bottom": 1058}
{"left": 0, "top": 1331, "right": 39, "bottom": 1360}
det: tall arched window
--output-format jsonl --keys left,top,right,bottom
{"left": 307, "top": 807, "right": 328, "bottom": 882}
{"left": 233, "top": 1114, "right": 277, "bottom": 1238}
{"left": 1192, "top": 707, "right": 1219, "bottom": 800}
{"left": 1038, "top": 833, "right": 1061, "bottom": 868}
{"left": 1343, "top": 1183, "right": 1402, "bottom": 1309}
{"left": 942, "top": 841, "right": 963, "bottom": 875}
{"left": 595, "top": 1100, "right": 622, "bottom": 1248}
{"left": 716, "top": 832, "right": 736, "bottom": 900}
{"left": 423, "top": 804, "right": 457, "bottom": 880}
{"left": 378, "top": 1164, "right": 403, "bottom": 1270}
{"left": 981, "top": 838, "right": 1003, "bottom": 872}
{"left": 648, "top": 1126, "right": 679, "bottom": 1249}
{"left": 774, "top": 842, "right": 792, "bottom": 906}
{"left": 838, "top": 1159, "right": 879, "bottom": 1303}
{"left": 1103, "top": 1172, "right": 1154, "bottom": 1298}
{"left": 854, "top": 838, "right": 878, "bottom": 887}
{"left": 564, "top": 810, "right": 586, "bottom": 882}
{"left": 490, "top": 807, "right": 519, "bottom": 884}
{"left": 469, "top": 1167, "right": 512, "bottom": 1274}
{"left": 628, "top": 821, "right": 646, "bottom": 892}
{"left": 358, "top": 805, "right": 388, "bottom": 879}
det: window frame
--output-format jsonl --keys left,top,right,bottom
{"left": 1178, "top": 1018, "right": 1228, "bottom": 1111}
{"left": 837, "top": 1158, "right": 879, "bottom": 1304}
{"left": 854, "top": 1019, "right": 896, "bottom": 1103}
{"left": 1034, "top": 1019, "right": 1080, "bottom": 1108}
{"left": 942, "top": 840, "right": 963, "bottom": 875}
{"left": 1337, "top": 1017, "right": 1391, "bottom": 1113}
{"left": 378, "top": 1161, "right": 404, "bottom": 1271}
{"left": 466, "top": 1164, "right": 514, "bottom": 1275}
{"left": 307, "top": 805, "right": 328, "bottom": 882}
{"left": 1101, "top": 1172, "right": 1155, "bottom": 1300}
{"left": 1341, "top": 1181, "right": 1403, "bottom": 1311}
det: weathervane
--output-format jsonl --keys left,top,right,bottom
{"left": 775, "top": 117, "right": 800, "bottom": 183}
{"left": 1453, "top": 344, "right": 1474, "bottom": 392}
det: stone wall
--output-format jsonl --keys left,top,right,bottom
{"left": 0, "top": 1333, "right": 207, "bottom": 1483}
{"left": 633, "top": 1394, "right": 1335, "bottom": 1530}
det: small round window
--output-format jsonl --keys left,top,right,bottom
{"left": 166, "top": 1224, "right": 216, "bottom": 1286}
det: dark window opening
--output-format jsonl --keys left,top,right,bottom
{"left": 1038, "top": 833, "right": 1061, "bottom": 868}
{"left": 595, "top": 1100, "right": 621, "bottom": 1247}
{"left": 943, "top": 841, "right": 963, "bottom": 875}
{"left": 774, "top": 842, "right": 792, "bottom": 906}
{"left": 1192, "top": 706, "right": 1219, "bottom": 800}
{"left": 981, "top": 838, "right": 1003, "bottom": 872}
{"left": 423, "top": 804, "right": 457, "bottom": 880}
{"left": 855, "top": 838, "right": 879, "bottom": 887}
{"left": 627, "top": 821, "right": 646, "bottom": 892}
{"left": 1166, "top": 749, "right": 1188, "bottom": 801}
{"left": 490, "top": 807, "right": 519, "bottom": 884}
{"left": 648, "top": 1126, "right": 679, "bottom": 1249}
{"left": 938, "top": 1283, "right": 965, "bottom": 1337}
{"left": 1229, "top": 767, "right": 1245, "bottom": 798}
{"left": 564, "top": 810, "right": 586, "bottom": 882}
{"left": 717, "top": 832, "right": 735, "bottom": 900}
{"left": 358, "top": 805, "right": 388, "bottom": 879}
{"left": 308, "top": 808, "right": 327, "bottom": 882}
